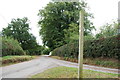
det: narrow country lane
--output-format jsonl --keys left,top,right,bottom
{"left": 0, "top": 56, "right": 119, "bottom": 78}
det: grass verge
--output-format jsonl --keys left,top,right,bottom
{"left": 0, "top": 56, "right": 37, "bottom": 67}
{"left": 51, "top": 56, "right": 119, "bottom": 69}
{"left": 31, "top": 66, "right": 119, "bottom": 78}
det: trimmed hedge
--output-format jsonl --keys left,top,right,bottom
{"left": 2, "top": 37, "right": 25, "bottom": 56}
{"left": 84, "top": 35, "right": 119, "bottom": 59}
{"left": 52, "top": 35, "right": 120, "bottom": 59}
{"left": 2, "top": 56, "right": 35, "bottom": 65}
{"left": 52, "top": 41, "right": 78, "bottom": 59}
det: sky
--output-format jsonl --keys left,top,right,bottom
{"left": 0, "top": 0, "right": 119, "bottom": 45}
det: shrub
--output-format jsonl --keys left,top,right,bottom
{"left": 25, "top": 46, "right": 44, "bottom": 55}
{"left": 26, "top": 49, "right": 41, "bottom": 55}
{"left": 2, "top": 36, "right": 25, "bottom": 56}
{"left": 52, "top": 35, "right": 120, "bottom": 59}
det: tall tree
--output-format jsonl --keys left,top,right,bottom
{"left": 38, "top": 1, "right": 95, "bottom": 50}
{"left": 64, "top": 23, "right": 79, "bottom": 43}
{"left": 2, "top": 17, "right": 38, "bottom": 51}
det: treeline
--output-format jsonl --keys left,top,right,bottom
{"left": 1, "top": 36, "right": 49, "bottom": 56}
{"left": 38, "top": 1, "right": 119, "bottom": 60}
{"left": 52, "top": 35, "right": 120, "bottom": 59}
{"left": 1, "top": 17, "right": 50, "bottom": 56}
{"left": 1, "top": 1, "right": 119, "bottom": 59}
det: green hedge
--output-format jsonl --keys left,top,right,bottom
{"left": 52, "top": 35, "right": 120, "bottom": 59}
{"left": 2, "top": 56, "right": 35, "bottom": 65}
{"left": 52, "top": 41, "right": 78, "bottom": 59}
{"left": 2, "top": 37, "right": 25, "bottom": 56}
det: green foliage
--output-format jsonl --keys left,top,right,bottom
{"left": 96, "top": 22, "right": 118, "bottom": 39}
{"left": 84, "top": 35, "right": 119, "bottom": 59}
{"left": 42, "top": 48, "right": 50, "bottom": 55}
{"left": 2, "top": 56, "right": 35, "bottom": 65}
{"left": 26, "top": 45, "right": 44, "bottom": 55}
{"left": 38, "top": 1, "right": 95, "bottom": 51}
{"left": 2, "top": 37, "right": 25, "bottom": 56}
{"left": 64, "top": 23, "right": 79, "bottom": 43}
{"left": 52, "top": 41, "right": 79, "bottom": 59}
{"left": 2, "top": 17, "right": 39, "bottom": 54}
{"left": 52, "top": 35, "right": 120, "bottom": 59}
{"left": 84, "top": 34, "right": 95, "bottom": 41}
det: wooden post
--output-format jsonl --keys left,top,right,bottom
{"left": 78, "top": 10, "right": 84, "bottom": 79}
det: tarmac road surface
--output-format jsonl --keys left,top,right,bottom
{"left": 0, "top": 55, "right": 119, "bottom": 78}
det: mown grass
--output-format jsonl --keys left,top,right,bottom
{"left": 51, "top": 56, "right": 119, "bottom": 69}
{"left": 0, "top": 56, "right": 37, "bottom": 67}
{"left": 31, "top": 66, "right": 119, "bottom": 78}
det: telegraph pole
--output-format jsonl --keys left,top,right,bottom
{"left": 78, "top": 10, "right": 84, "bottom": 80}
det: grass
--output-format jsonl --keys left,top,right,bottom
{"left": 0, "top": 55, "right": 37, "bottom": 67}
{"left": 31, "top": 66, "right": 119, "bottom": 78}
{"left": 51, "top": 56, "right": 119, "bottom": 69}
{"left": 83, "top": 58, "right": 119, "bottom": 69}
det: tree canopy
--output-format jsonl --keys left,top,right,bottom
{"left": 2, "top": 17, "right": 38, "bottom": 51}
{"left": 95, "top": 21, "right": 118, "bottom": 39}
{"left": 38, "top": 1, "right": 95, "bottom": 50}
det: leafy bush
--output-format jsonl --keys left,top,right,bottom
{"left": 26, "top": 49, "right": 41, "bottom": 55}
{"left": 52, "top": 35, "right": 120, "bottom": 59}
{"left": 25, "top": 46, "right": 45, "bottom": 55}
{"left": 2, "top": 37, "right": 25, "bottom": 56}
{"left": 42, "top": 48, "right": 50, "bottom": 55}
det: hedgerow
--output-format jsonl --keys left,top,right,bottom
{"left": 2, "top": 56, "right": 35, "bottom": 65}
{"left": 2, "top": 37, "right": 25, "bottom": 56}
{"left": 52, "top": 35, "right": 120, "bottom": 59}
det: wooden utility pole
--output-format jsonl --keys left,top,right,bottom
{"left": 78, "top": 10, "right": 84, "bottom": 80}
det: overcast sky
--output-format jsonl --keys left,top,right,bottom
{"left": 0, "top": 0, "right": 119, "bottom": 45}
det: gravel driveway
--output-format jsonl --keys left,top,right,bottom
{"left": 0, "top": 56, "right": 119, "bottom": 78}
